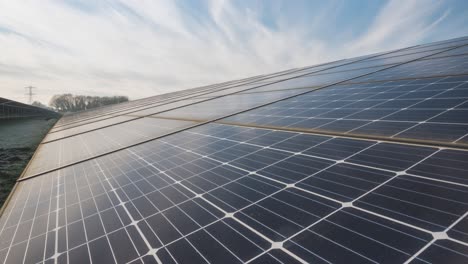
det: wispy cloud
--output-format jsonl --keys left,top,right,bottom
{"left": 0, "top": 0, "right": 466, "bottom": 104}
{"left": 348, "top": 0, "right": 449, "bottom": 52}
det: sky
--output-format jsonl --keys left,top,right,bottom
{"left": 1, "top": 0, "right": 468, "bottom": 105}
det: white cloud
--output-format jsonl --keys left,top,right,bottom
{"left": 0, "top": 0, "right": 465, "bottom": 104}
{"left": 347, "top": 0, "right": 444, "bottom": 52}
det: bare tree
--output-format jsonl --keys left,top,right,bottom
{"left": 49, "top": 94, "right": 128, "bottom": 112}
{"left": 32, "top": 101, "right": 54, "bottom": 110}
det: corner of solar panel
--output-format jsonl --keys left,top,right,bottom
{"left": 2, "top": 36, "right": 468, "bottom": 264}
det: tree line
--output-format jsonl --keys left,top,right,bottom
{"left": 48, "top": 94, "right": 129, "bottom": 112}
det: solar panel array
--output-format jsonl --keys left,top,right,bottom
{"left": 0, "top": 98, "right": 60, "bottom": 120}
{"left": 1, "top": 36, "right": 468, "bottom": 264}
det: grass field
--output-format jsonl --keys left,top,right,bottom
{"left": 0, "top": 118, "right": 57, "bottom": 207}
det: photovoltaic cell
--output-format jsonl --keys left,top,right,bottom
{"left": 296, "top": 163, "right": 394, "bottom": 202}
{"left": 411, "top": 240, "right": 468, "bottom": 263}
{"left": 2, "top": 37, "right": 468, "bottom": 264}
{"left": 408, "top": 149, "right": 468, "bottom": 184}
{"left": 448, "top": 216, "right": 468, "bottom": 243}
{"left": 355, "top": 175, "right": 468, "bottom": 231}
{"left": 286, "top": 207, "right": 433, "bottom": 264}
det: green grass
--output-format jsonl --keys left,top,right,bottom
{"left": 0, "top": 118, "right": 57, "bottom": 207}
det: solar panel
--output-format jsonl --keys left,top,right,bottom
{"left": 23, "top": 118, "right": 198, "bottom": 177}
{"left": 45, "top": 98, "right": 208, "bottom": 140}
{"left": 222, "top": 75, "right": 468, "bottom": 146}
{"left": 0, "top": 97, "right": 60, "bottom": 120}
{"left": 1, "top": 36, "right": 468, "bottom": 264}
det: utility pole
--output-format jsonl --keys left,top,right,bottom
{"left": 24, "top": 86, "right": 36, "bottom": 104}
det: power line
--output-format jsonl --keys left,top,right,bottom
{"left": 24, "top": 86, "right": 36, "bottom": 104}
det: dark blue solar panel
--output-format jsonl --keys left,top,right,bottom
{"left": 2, "top": 122, "right": 468, "bottom": 263}
{"left": 411, "top": 239, "right": 468, "bottom": 263}
{"left": 286, "top": 207, "right": 432, "bottom": 264}
{"left": 222, "top": 75, "right": 468, "bottom": 145}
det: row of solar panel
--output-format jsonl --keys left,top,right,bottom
{"left": 49, "top": 54, "right": 363, "bottom": 130}
{"left": 1, "top": 123, "right": 467, "bottom": 263}
{"left": 27, "top": 50, "right": 468, "bottom": 177}
{"left": 51, "top": 80, "right": 245, "bottom": 128}
{"left": 0, "top": 98, "right": 60, "bottom": 119}
{"left": 52, "top": 51, "right": 354, "bottom": 128}
{"left": 50, "top": 35, "right": 468, "bottom": 131}
{"left": 223, "top": 75, "right": 468, "bottom": 145}
{"left": 50, "top": 37, "right": 468, "bottom": 138}
{"left": 51, "top": 69, "right": 281, "bottom": 127}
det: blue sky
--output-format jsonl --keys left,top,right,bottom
{"left": 1, "top": 0, "right": 468, "bottom": 104}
